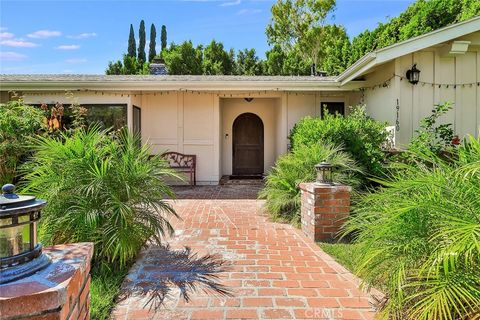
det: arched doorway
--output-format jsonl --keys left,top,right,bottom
{"left": 232, "top": 113, "right": 264, "bottom": 176}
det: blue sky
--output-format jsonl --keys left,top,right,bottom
{"left": 0, "top": 0, "right": 414, "bottom": 74}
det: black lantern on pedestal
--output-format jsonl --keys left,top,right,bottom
{"left": 0, "top": 184, "right": 50, "bottom": 284}
{"left": 406, "top": 64, "right": 421, "bottom": 85}
{"left": 315, "top": 161, "right": 334, "bottom": 185}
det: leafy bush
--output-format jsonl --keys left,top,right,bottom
{"left": 409, "top": 102, "right": 455, "bottom": 154}
{"left": 289, "top": 106, "right": 389, "bottom": 181}
{"left": 259, "top": 142, "right": 361, "bottom": 223}
{"left": 21, "top": 126, "right": 178, "bottom": 266}
{"left": 0, "top": 99, "right": 46, "bottom": 184}
{"left": 344, "top": 136, "right": 480, "bottom": 320}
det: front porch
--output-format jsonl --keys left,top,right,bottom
{"left": 131, "top": 90, "right": 361, "bottom": 185}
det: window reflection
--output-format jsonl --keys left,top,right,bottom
{"left": 34, "top": 104, "right": 127, "bottom": 130}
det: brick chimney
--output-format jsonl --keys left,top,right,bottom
{"left": 149, "top": 57, "right": 168, "bottom": 75}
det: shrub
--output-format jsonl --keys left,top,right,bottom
{"left": 0, "top": 99, "right": 46, "bottom": 183}
{"left": 289, "top": 106, "right": 389, "bottom": 181}
{"left": 409, "top": 102, "right": 456, "bottom": 154}
{"left": 21, "top": 126, "right": 178, "bottom": 267}
{"left": 259, "top": 142, "right": 361, "bottom": 223}
{"left": 343, "top": 136, "right": 480, "bottom": 320}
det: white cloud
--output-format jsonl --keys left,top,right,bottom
{"left": 220, "top": 0, "right": 241, "bottom": 6}
{"left": 65, "top": 58, "right": 87, "bottom": 63}
{"left": 0, "top": 39, "right": 38, "bottom": 47}
{"left": 67, "top": 32, "right": 97, "bottom": 39}
{"left": 237, "top": 8, "right": 262, "bottom": 14}
{"left": 0, "top": 32, "right": 14, "bottom": 39}
{"left": 27, "top": 30, "right": 61, "bottom": 39}
{"left": 0, "top": 51, "right": 27, "bottom": 61}
{"left": 55, "top": 44, "right": 80, "bottom": 50}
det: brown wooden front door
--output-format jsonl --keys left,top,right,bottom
{"left": 232, "top": 113, "right": 264, "bottom": 176}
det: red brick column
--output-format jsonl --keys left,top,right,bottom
{"left": 299, "top": 183, "right": 351, "bottom": 242}
{"left": 0, "top": 242, "right": 94, "bottom": 320}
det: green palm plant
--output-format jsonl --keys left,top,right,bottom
{"left": 344, "top": 135, "right": 480, "bottom": 320}
{"left": 21, "top": 126, "right": 179, "bottom": 267}
{"left": 259, "top": 142, "right": 361, "bottom": 223}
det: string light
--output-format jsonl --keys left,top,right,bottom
{"left": 393, "top": 74, "right": 480, "bottom": 89}
{"left": 359, "top": 74, "right": 480, "bottom": 91}
{"left": 359, "top": 75, "right": 394, "bottom": 91}
{"left": 22, "top": 89, "right": 328, "bottom": 98}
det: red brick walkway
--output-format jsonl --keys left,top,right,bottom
{"left": 111, "top": 185, "right": 381, "bottom": 320}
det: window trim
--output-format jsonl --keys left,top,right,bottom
{"left": 31, "top": 103, "right": 128, "bottom": 130}
{"left": 133, "top": 105, "right": 141, "bottom": 135}
{"left": 320, "top": 101, "right": 345, "bottom": 119}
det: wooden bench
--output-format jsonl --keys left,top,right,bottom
{"left": 161, "top": 152, "right": 196, "bottom": 186}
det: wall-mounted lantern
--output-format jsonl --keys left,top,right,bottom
{"left": 0, "top": 184, "right": 51, "bottom": 284}
{"left": 315, "top": 161, "right": 334, "bottom": 185}
{"left": 406, "top": 64, "right": 421, "bottom": 85}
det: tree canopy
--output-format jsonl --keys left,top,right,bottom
{"left": 148, "top": 23, "right": 157, "bottom": 62}
{"left": 266, "top": 0, "right": 335, "bottom": 69}
{"left": 266, "top": 0, "right": 480, "bottom": 75}
{"left": 324, "top": 0, "right": 480, "bottom": 74}
{"left": 162, "top": 41, "right": 204, "bottom": 75}
{"left": 161, "top": 25, "right": 167, "bottom": 52}
{"left": 203, "top": 40, "right": 234, "bottom": 75}
{"left": 138, "top": 20, "right": 146, "bottom": 64}
{"left": 107, "top": 0, "right": 480, "bottom": 76}
{"left": 127, "top": 24, "right": 136, "bottom": 58}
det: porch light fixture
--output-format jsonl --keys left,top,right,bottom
{"left": 406, "top": 64, "right": 421, "bottom": 85}
{"left": 315, "top": 161, "right": 334, "bottom": 185}
{"left": 0, "top": 184, "right": 50, "bottom": 284}
{"left": 244, "top": 98, "right": 254, "bottom": 102}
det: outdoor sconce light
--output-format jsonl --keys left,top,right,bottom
{"left": 406, "top": 64, "right": 421, "bottom": 85}
{"left": 0, "top": 184, "right": 50, "bottom": 284}
{"left": 315, "top": 161, "right": 334, "bottom": 185}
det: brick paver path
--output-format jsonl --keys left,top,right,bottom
{"left": 111, "top": 185, "right": 381, "bottom": 320}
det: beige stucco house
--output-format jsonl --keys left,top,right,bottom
{"left": 1, "top": 17, "right": 480, "bottom": 184}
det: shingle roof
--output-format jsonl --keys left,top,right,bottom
{"left": 0, "top": 74, "right": 338, "bottom": 82}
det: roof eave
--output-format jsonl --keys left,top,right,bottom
{"left": 0, "top": 79, "right": 350, "bottom": 92}
{"left": 337, "top": 53, "right": 376, "bottom": 83}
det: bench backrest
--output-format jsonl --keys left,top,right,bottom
{"left": 162, "top": 152, "right": 196, "bottom": 169}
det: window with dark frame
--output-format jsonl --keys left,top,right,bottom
{"left": 133, "top": 106, "right": 141, "bottom": 135}
{"left": 320, "top": 102, "right": 345, "bottom": 118}
{"left": 32, "top": 103, "right": 127, "bottom": 130}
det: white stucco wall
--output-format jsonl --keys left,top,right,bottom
{"left": 365, "top": 42, "right": 480, "bottom": 147}
{"left": 140, "top": 92, "right": 220, "bottom": 184}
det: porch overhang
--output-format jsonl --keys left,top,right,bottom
{"left": 0, "top": 75, "right": 365, "bottom": 92}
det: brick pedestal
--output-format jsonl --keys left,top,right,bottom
{"left": 0, "top": 242, "right": 94, "bottom": 320}
{"left": 299, "top": 182, "right": 351, "bottom": 242}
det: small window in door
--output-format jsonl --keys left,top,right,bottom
{"left": 320, "top": 102, "right": 345, "bottom": 118}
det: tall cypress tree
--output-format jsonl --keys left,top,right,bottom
{"left": 148, "top": 23, "right": 157, "bottom": 62}
{"left": 138, "top": 20, "right": 146, "bottom": 64}
{"left": 161, "top": 25, "right": 167, "bottom": 52}
{"left": 127, "top": 24, "right": 136, "bottom": 57}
